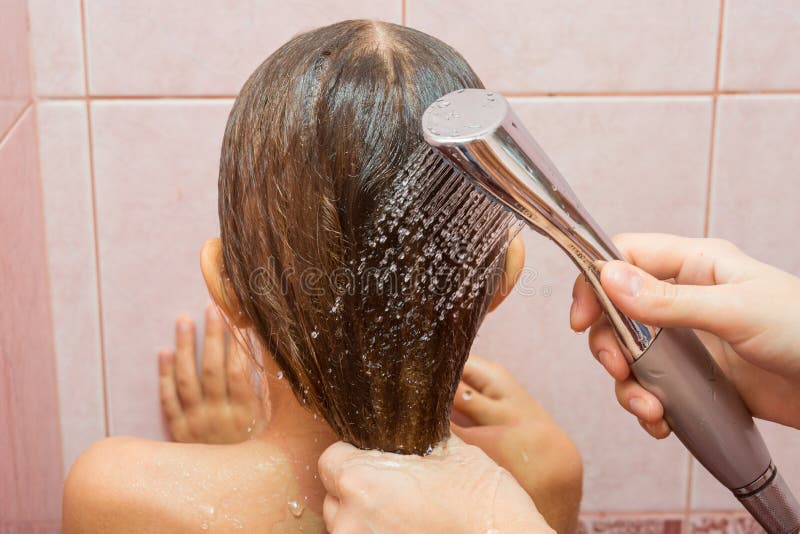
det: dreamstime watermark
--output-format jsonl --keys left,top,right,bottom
{"left": 248, "top": 258, "right": 553, "bottom": 300}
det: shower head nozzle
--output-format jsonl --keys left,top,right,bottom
{"left": 422, "top": 88, "right": 657, "bottom": 359}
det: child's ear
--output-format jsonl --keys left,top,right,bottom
{"left": 488, "top": 234, "right": 525, "bottom": 312}
{"left": 200, "top": 237, "right": 250, "bottom": 327}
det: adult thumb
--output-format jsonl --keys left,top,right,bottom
{"left": 600, "top": 260, "right": 736, "bottom": 334}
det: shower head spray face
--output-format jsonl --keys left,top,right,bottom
{"left": 422, "top": 88, "right": 800, "bottom": 533}
{"left": 422, "top": 88, "right": 656, "bottom": 361}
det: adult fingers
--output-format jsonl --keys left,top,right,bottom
{"left": 614, "top": 378, "right": 671, "bottom": 439}
{"left": 174, "top": 317, "right": 202, "bottom": 409}
{"left": 200, "top": 305, "right": 227, "bottom": 402}
{"left": 570, "top": 274, "right": 603, "bottom": 333}
{"left": 318, "top": 441, "right": 366, "bottom": 497}
{"left": 322, "top": 494, "right": 340, "bottom": 531}
{"left": 601, "top": 261, "right": 741, "bottom": 336}
{"left": 612, "top": 233, "right": 745, "bottom": 284}
{"left": 587, "top": 318, "right": 631, "bottom": 382}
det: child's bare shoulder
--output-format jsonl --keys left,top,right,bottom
{"left": 62, "top": 437, "right": 296, "bottom": 533}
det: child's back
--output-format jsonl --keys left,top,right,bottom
{"left": 64, "top": 396, "right": 336, "bottom": 533}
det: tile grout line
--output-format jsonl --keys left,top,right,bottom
{"left": 79, "top": 0, "right": 110, "bottom": 438}
{"left": 688, "top": 0, "right": 726, "bottom": 526}
{"left": 0, "top": 98, "right": 34, "bottom": 144}
{"left": 32, "top": 88, "right": 800, "bottom": 103}
{"left": 580, "top": 511, "right": 687, "bottom": 518}
{"left": 42, "top": 94, "right": 237, "bottom": 101}
{"left": 703, "top": 0, "right": 726, "bottom": 240}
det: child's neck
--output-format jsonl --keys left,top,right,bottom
{"left": 253, "top": 357, "right": 337, "bottom": 516}
{"left": 255, "top": 356, "right": 337, "bottom": 447}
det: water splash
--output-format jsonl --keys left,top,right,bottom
{"left": 287, "top": 500, "right": 305, "bottom": 518}
{"left": 355, "top": 144, "right": 521, "bottom": 359}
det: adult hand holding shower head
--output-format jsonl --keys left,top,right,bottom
{"left": 422, "top": 88, "right": 800, "bottom": 533}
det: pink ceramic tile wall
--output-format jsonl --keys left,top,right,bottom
{"left": 1, "top": 0, "right": 63, "bottom": 528}
{"left": 25, "top": 0, "right": 800, "bottom": 530}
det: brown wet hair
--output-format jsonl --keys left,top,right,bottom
{"left": 218, "top": 20, "right": 512, "bottom": 454}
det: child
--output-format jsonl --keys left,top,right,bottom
{"left": 63, "top": 20, "right": 582, "bottom": 532}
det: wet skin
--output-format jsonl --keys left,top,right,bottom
{"left": 63, "top": 306, "right": 582, "bottom": 533}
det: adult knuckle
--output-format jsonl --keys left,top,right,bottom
{"left": 655, "top": 280, "right": 679, "bottom": 307}
{"left": 709, "top": 238, "right": 739, "bottom": 255}
{"left": 337, "top": 468, "right": 364, "bottom": 497}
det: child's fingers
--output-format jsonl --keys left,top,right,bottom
{"left": 226, "top": 337, "right": 257, "bottom": 405}
{"left": 174, "top": 317, "right": 202, "bottom": 409}
{"left": 453, "top": 381, "right": 508, "bottom": 426}
{"left": 200, "top": 305, "right": 227, "bottom": 402}
{"left": 460, "top": 355, "right": 502, "bottom": 397}
{"left": 461, "top": 355, "right": 517, "bottom": 400}
{"left": 158, "top": 349, "right": 190, "bottom": 441}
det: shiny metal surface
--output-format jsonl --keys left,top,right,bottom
{"left": 735, "top": 462, "right": 778, "bottom": 497}
{"left": 422, "top": 89, "right": 656, "bottom": 360}
{"left": 738, "top": 469, "right": 800, "bottom": 534}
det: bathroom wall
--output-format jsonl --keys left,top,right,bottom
{"left": 0, "top": 0, "right": 63, "bottom": 530}
{"left": 23, "top": 0, "right": 800, "bottom": 531}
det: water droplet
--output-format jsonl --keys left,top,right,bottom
{"left": 310, "top": 330, "right": 319, "bottom": 339}
{"left": 462, "top": 389, "right": 473, "bottom": 400}
{"left": 288, "top": 500, "right": 305, "bottom": 518}
{"left": 424, "top": 445, "right": 434, "bottom": 455}
{"left": 551, "top": 183, "right": 558, "bottom": 191}
{"left": 276, "top": 371, "right": 283, "bottom": 380}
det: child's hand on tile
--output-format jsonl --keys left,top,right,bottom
{"left": 158, "top": 305, "right": 268, "bottom": 444}
{"left": 451, "top": 354, "right": 583, "bottom": 534}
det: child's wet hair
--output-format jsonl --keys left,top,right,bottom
{"left": 218, "top": 20, "right": 514, "bottom": 454}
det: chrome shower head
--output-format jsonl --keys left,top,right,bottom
{"left": 422, "top": 88, "right": 800, "bottom": 533}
